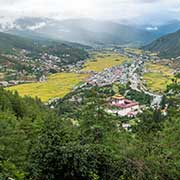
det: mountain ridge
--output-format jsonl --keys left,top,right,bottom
{"left": 2, "top": 17, "right": 177, "bottom": 46}
{"left": 143, "top": 29, "right": 180, "bottom": 58}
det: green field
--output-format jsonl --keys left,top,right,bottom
{"left": 143, "top": 63, "right": 174, "bottom": 92}
{"left": 145, "top": 63, "right": 173, "bottom": 76}
{"left": 83, "top": 52, "right": 130, "bottom": 72}
{"left": 125, "top": 48, "right": 143, "bottom": 55}
{"left": 7, "top": 73, "right": 88, "bottom": 102}
{"left": 143, "top": 72, "right": 172, "bottom": 92}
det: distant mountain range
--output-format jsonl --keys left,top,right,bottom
{"left": 1, "top": 17, "right": 179, "bottom": 46}
{"left": 141, "top": 20, "right": 180, "bottom": 36}
{"left": 143, "top": 29, "right": 180, "bottom": 58}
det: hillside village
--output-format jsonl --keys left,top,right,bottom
{"left": 0, "top": 48, "right": 86, "bottom": 86}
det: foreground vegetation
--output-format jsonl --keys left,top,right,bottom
{"left": 7, "top": 73, "right": 88, "bottom": 102}
{"left": 0, "top": 75, "right": 180, "bottom": 180}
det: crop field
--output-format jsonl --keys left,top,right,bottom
{"left": 83, "top": 52, "right": 130, "bottom": 72}
{"left": 125, "top": 48, "right": 143, "bottom": 55}
{"left": 145, "top": 63, "right": 173, "bottom": 76}
{"left": 7, "top": 73, "right": 88, "bottom": 102}
{"left": 143, "top": 72, "right": 172, "bottom": 92}
{"left": 143, "top": 63, "right": 174, "bottom": 92}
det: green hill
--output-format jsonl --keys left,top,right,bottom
{"left": 0, "top": 32, "right": 35, "bottom": 53}
{"left": 143, "top": 29, "right": 180, "bottom": 58}
{"left": 0, "top": 32, "right": 89, "bottom": 64}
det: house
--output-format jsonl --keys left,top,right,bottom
{"left": 0, "top": 81, "right": 9, "bottom": 87}
{"left": 107, "top": 94, "right": 140, "bottom": 117}
{"left": 122, "top": 123, "right": 131, "bottom": 131}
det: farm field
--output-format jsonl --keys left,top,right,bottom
{"left": 125, "top": 48, "right": 143, "bottom": 55}
{"left": 143, "top": 63, "right": 174, "bottom": 92}
{"left": 145, "top": 63, "right": 173, "bottom": 76}
{"left": 7, "top": 73, "right": 88, "bottom": 102}
{"left": 83, "top": 52, "right": 130, "bottom": 72}
{"left": 143, "top": 72, "right": 172, "bottom": 92}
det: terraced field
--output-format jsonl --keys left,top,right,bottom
{"left": 143, "top": 63, "right": 174, "bottom": 92}
{"left": 7, "top": 73, "right": 88, "bottom": 102}
{"left": 83, "top": 52, "right": 130, "bottom": 72}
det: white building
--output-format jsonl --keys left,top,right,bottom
{"left": 107, "top": 95, "right": 140, "bottom": 117}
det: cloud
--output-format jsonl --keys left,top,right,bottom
{"left": 170, "top": 7, "right": 180, "bottom": 13}
{"left": 137, "top": 0, "right": 161, "bottom": 3}
{"left": 146, "top": 26, "right": 158, "bottom": 31}
{"left": 0, "top": 0, "right": 179, "bottom": 24}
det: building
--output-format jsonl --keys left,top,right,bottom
{"left": 107, "top": 94, "right": 140, "bottom": 117}
{"left": 0, "top": 81, "right": 9, "bottom": 87}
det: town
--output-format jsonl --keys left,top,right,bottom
{"left": 1, "top": 46, "right": 178, "bottom": 118}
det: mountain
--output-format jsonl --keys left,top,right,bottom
{"left": 143, "top": 29, "right": 180, "bottom": 58}
{"left": 0, "top": 31, "right": 35, "bottom": 53}
{"left": 0, "top": 31, "right": 89, "bottom": 72}
{"left": 1, "top": 17, "right": 180, "bottom": 47}
{"left": 0, "top": 17, "right": 162, "bottom": 46}
{"left": 144, "top": 20, "right": 180, "bottom": 36}
{"left": 155, "top": 20, "right": 180, "bottom": 36}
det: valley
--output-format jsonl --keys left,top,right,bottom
{"left": 5, "top": 47, "right": 177, "bottom": 105}
{"left": 0, "top": 32, "right": 89, "bottom": 85}
{"left": 0, "top": 3, "right": 180, "bottom": 179}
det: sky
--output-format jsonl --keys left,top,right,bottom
{"left": 0, "top": 0, "right": 179, "bottom": 25}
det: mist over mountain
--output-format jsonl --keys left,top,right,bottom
{"left": 1, "top": 17, "right": 179, "bottom": 47}
{"left": 143, "top": 20, "right": 180, "bottom": 36}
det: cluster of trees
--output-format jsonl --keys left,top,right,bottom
{"left": 0, "top": 79, "right": 180, "bottom": 179}
{"left": 0, "top": 89, "right": 50, "bottom": 179}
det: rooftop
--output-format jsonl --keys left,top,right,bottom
{"left": 111, "top": 99, "right": 139, "bottom": 109}
{"left": 112, "top": 94, "right": 125, "bottom": 100}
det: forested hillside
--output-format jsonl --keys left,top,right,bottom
{"left": 0, "top": 32, "right": 35, "bottom": 53}
{"left": 0, "top": 75, "right": 180, "bottom": 179}
{"left": 0, "top": 32, "right": 89, "bottom": 63}
{"left": 143, "top": 29, "right": 180, "bottom": 58}
{"left": 0, "top": 32, "right": 89, "bottom": 81}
